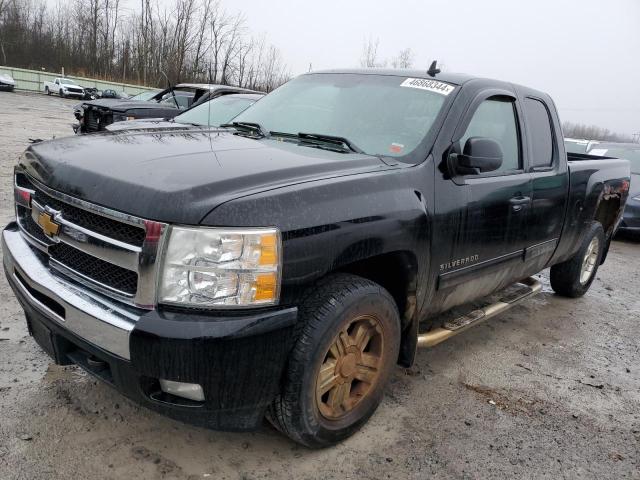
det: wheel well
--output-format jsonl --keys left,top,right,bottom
{"left": 337, "top": 251, "right": 418, "bottom": 327}
{"left": 595, "top": 197, "right": 621, "bottom": 237}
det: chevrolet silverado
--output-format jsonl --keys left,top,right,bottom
{"left": 4, "top": 69, "right": 630, "bottom": 448}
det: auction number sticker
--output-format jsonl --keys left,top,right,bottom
{"left": 400, "top": 78, "right": 455, "bottom": 96}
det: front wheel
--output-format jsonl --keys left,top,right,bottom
{"left": 550, "top": 222, "right": 605, "bottom": 297}
{"left": 268, "top": 274, "right": 400, "bottom": 448}
{"left": 59, "top": 89, "right": 64, "bottom": 98}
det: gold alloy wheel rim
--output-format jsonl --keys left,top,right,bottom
{"left": 580, "top": 237, "right": 600, "bottom": 285}
{"left": 315, "top": 315, "right": 384, "bottom": 420}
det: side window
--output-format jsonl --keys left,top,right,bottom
{"left": 524, "top": 98, "right": 554, "bottom": 168}
{"left": 55, "top": 79, "right": 59, "bottom": 84}
{"left": 460, "top": 98, "right": 521, "bottom": 173}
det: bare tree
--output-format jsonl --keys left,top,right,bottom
{"left": 562, "top": 122, "right": 634, "bottom": 143}
{"left": 360, "top": 37, "right": 385, "bottom": 68}
{"left": 0, "top": 0, "right": 290, "bottom": 91}
{"left": 391, "top": 48, "right": 413, "bottom": 69}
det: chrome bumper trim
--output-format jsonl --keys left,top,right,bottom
{"left": 2, "top": 227, "right": 138, "bottom": 360}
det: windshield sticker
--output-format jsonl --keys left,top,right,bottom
{"left": 400, "top": 78, "right": 455, "bottom": 96}
{"left": 389, "top": 143, "right": 405, "bottom": 154}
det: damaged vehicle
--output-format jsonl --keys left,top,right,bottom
{"left": 3, "top": 69, "right": 630, "bottom": 448}
{"left": 74, "top": 83, "right": 260, "bottom": 133}
{"left": 104, "top": 93, "right": 264, "bottom": 133}
{"left": 82, "top": 87, "right": 99, "bottom": 100}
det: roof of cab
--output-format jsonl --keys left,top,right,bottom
{"left": 307, "top": 68, "right": 477, "bottom": 86}
{"left": 306, "top": 68, "right": 553, "bottom": 101}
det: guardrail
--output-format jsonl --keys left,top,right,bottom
{"left": 0, "top": 66, "right": 155, "bottom": 96}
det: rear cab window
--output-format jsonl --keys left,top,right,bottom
{"left": 524, "top": 98, "right": 555, "bottom": 169}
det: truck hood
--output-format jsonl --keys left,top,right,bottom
{"left": 82, "top": 99, "right": 175, "bottom": 112}
{"left": 22, "top": 130, "right": 393, "bottom": 224}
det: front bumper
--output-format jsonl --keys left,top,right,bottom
{"left": 3, "top": 224, "right": 297, "bottom": 430}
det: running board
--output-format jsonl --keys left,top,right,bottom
{"left": 417, "top": 277, "right": 542, "bottom": 348}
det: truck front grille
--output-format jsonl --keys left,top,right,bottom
{"left": 49, "top": 243, "right": 139, "bottom": 295}
{"left": 15, "top": 172, "right": 167, "bottom": 308}
{"left": 33, "top": 189, "right": 146, "bottom": 246}
{"left": 84, "top": 109, "right": 100, "bottom": 131}
{"left": 83, "top": 108, "right": 113, "bottom": 132}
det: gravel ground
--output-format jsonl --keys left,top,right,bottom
{"left": 0, "top": 91, "right": 639, "bottom": 479}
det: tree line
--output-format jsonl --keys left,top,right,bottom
{"left": 562, "top": 122, "right": 636, "bottom": 143}
{"left": 0, "top": 0, "right": 290, "bottom": 91}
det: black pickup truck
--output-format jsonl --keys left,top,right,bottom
{"left": 4, "top": 69, "right": 630, "bottom": 448}
{"left": 74, "top": 83, "right": 260, "bottom": 133}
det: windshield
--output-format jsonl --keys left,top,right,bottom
{"left": 232, "top": 73, "right": 453, "bottom": 158}
{"left": 131, "top": 91, "right": 158, "bottom": 101}
{"left": 61, "top": 79, "right": 77, "bottom": 85}
{"left": 159, "top": 92, "right": 194, "bottom": 109}
{"left": 174, "top": 95, "right": 258, "bottom": 126}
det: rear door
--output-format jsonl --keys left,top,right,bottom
{"left": 433, "top": 89, "right": 532, "bottom": 309}
{"left": 520, "top": 95, "right": 569, "bottom": 274}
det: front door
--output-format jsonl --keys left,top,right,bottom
{"left": 432, "top": 92, "right": 531, "bottom": 312}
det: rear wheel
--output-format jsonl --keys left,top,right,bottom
{"left": 45, "top": 86, "right": 50, "bottom": 95}
{"left": 268, "top": 274, "right": 400, "bottom": 448}
{"left": 550, "top": 222, "right": 605, "bottom": 297}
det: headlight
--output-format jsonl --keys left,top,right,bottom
{"left": 159, "top": 227, "right": 281, "bottom": 308}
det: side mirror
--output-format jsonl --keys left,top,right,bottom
{"left": 455, "top": 137, "right": 503, "bottom": 174}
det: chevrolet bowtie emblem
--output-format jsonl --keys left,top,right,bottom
{"left": 37, "top": 211, "right": 60, "bottom": 237}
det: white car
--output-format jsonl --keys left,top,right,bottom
{"left": 0, "top": 73, "right": 15, "bottom": 92}
{"left": 44, "top": 77, "right": 85, "bottom": 98}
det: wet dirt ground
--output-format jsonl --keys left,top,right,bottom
{"left": 0, "top": 92, "right": 638, "bottom": 479}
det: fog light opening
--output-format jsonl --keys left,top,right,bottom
{"left": 159, "top": 379, "right": 205, "bottom": 402}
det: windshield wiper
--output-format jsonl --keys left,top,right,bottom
{"left": 220, "top": 121, "right": 269, "bottom": 138}
{"left": 297, "top": 132, "right": 364, "bottom": 154}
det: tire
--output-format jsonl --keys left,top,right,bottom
{"left": 45, "top": 86, "right": 50, "bottom": 95}
{"left": 550, "top": 222, "right": 605, "bottom": 298}
{"left": 59, "top": 89, "right": 65, "bottom": 98}
{"left": 268, "top": 274, "right": 401, "bottom": 448}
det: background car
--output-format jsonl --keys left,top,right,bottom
{"left": 75, "top": 83, "right": 261, "bottom": 133}
{"left": 564, "top": 137, "right": 599, "bottom": 154}
{"left": 43, "top": 77, "right": 85, "bottom": 98}
{"left": 100, "top": 89, "right": 130, "bottom": 99}
{"left": 0, "top": 73, "right": 16, "bottom": 91}
{"left": 105, "top": 93, "right": 264, "bottom": 132}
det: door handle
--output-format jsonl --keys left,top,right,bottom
{"left": 509, "top": 196, "right": 531, "bottom": 212}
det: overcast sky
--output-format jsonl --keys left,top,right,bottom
{"left": 220, "top": 0, "right": 640, "bottom": 135}
{"left": 60, "top": 0, "right": 640, "bottom": 135}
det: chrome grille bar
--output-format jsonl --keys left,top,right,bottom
{"left": 30, "top": 199, "right": 141, "bottom": 271}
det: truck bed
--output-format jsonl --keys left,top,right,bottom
{"left": 551, "top": 154, "right": 630, "bottom": 265}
